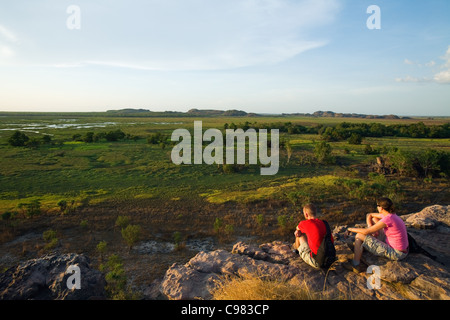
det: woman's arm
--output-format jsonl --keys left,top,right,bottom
{"left": 348, "top": 220, "right": 386, "bottom": 235}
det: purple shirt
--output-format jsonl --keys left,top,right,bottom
{"left": 380, "top": 213, "right": 409, "bottom": 252}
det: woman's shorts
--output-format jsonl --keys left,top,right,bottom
{"left": 363, "top": 234, "right": 408, "bottom": 261}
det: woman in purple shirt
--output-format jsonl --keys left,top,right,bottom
{"left": 346, "top": 197, "right": 409, "bottom": 272}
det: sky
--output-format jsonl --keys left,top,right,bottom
{"left": 0, "top": 0, "right": 449, "bottom": 116}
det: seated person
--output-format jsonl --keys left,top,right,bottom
{"left": 293, "top": 203, "right": 334, "bottom": 269}
{"left": 346, "top": 197, "right": 409, "bottom": 272}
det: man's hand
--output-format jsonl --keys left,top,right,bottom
{"left": 294, "top": 230, "right": 302, "bottom": 238}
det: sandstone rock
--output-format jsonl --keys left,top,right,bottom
{"left": 0, "top": 253, "right": 106, "bottom": 300}
{"left": 160, "top": 262, "right": 219, "bottom": 300}
{"left": 401, "top": 205, "right": 450, "bottom": 229}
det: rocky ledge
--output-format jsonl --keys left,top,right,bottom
{"left": 1, "top": 205, "right": 449, "bottom": 300}
{"left": 0, "top": 253, "right": 106, "bottom": 300}
{"left": 159, "top": 205, "right": 450, "bottom": 300}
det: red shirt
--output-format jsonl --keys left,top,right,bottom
{"left": 298, "top": 219, "right": 333, "bottom": 255}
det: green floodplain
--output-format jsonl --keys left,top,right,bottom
{"left": 1, "top": 111, "right": 449, "bottom": 214}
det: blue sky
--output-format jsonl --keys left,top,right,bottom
{"left": 0, "top": 0, "right": 449, "bottom": 116}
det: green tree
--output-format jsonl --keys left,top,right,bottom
{"left": 214, "top": 217, "right": 223, "bottom": 233}
{"left": 83, "top": 131, "right": 94, "bottom": 143}
{"left": 42, "top": 135, "right": 52, "bottom": 144}
{"left": 8, "top": 131, "right": 29, "bottom": 146}
{"left": 348, "top": 133, "right": 362, "bottom": 145}
{"left": 96, "top": 240, "right": 108, "bottom": 261}
{"left": 386, "top": 149, "right": 414, "bottom": 177}
{"left": 416, "top": 149, "right": 442, "bottom": 177}
{"left": 314, "top": 141, "right": 334, "bottom": 164}
{"left": 57, "top": 200, "right": 67, "bottom": 214}
{"left": 364, "top": 144, "right": 374, "bottom": 155}
{"left": 18, "top": 199, "right": 41, "bottom": 218}
{"left": 115, "top": 215, "right": 130, "bottom": 229}
{"left": 173, "top": 231, "right": 184, "bottom": 250}
{"left": 121, "top": 224, "right": 141, "bottom": 250}
{"left": 99, "top": 254, "right": 140, "bottom": 299}
{"left": 105, "top": 129, "right": 126, "bottom": 142}
{"left": 43, "top": 229, "right": 58, "bottom": 250}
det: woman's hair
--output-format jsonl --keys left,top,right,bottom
{"left": 377, "top": 197, "right": 394, "bottom": 213}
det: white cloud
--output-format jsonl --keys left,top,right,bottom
{"left": 0, "top": 24, "right": 18, "bottom": 59}
{"left": 434, "top": 70, "right": 450, "bottom": 83}
{"left": 0, "top": 24, "right": 18, "bottom": 43}
{"left": 434, "top": 46, "right": 450, "bottom": 83}
{"left": 395, "top": 76, "right": 420, "bottom": 83}
{"left": 397, "top": 46, "right": 450, "bottom": 84}
{"left": 442, "top": 46, "right": 450, "bottom": 68}
{"left": 0, "top": 45, "right": 14, "bottom": 58}
{"left": 44, "top": 0, "right": 340, "bottom": 71}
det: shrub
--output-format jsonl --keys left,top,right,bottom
{"left": 224, "top": 224, "right": 234, "bottom": 236}
{"left": 1, "top": 211, "right": 17, "bottom": 221}
{"left": 214, "top": 218, "right": 223, "bottom": 233}
{"left": 96, "top": 240, "right": 108, "bottom": 260}
{"left": 147, "top": 132, "right": 165, "bottom": 144}
{"left": 57, "top": 200, "right": 67, "bottom": 214}
{"left": 115, "top": 215, "right": 130, "bottom": 229}
{"left": 83, "top": 131, "right": 94, "bottom": 143}
{"left": 8, "top": 131, "right": 29, "bottom": 146}
{"left": 80, "top": 219, "right": 88, "bottom": 228}
{"left": 105, "top": 129, "right": 125, "bottom": 142}
{"left": 43, "top": 229, "right": 57, "bottom": 241}
{"left": 348, "top": 133, "right": 362, "bottom": 145}
{"left": 255, "top": 214, "right": 264, "bottom": 227}
{"left": 41, "top": 135, "right": 52, "bottom": 144}
{"left": 43, "top": 229, "right": 58, "bottom": 250}
{"left": 18, "top": 199, "right": 41, "bottom": 218}
{"left": 314, "top": 141, "right": 334, "bottom": 164}
{"left": 173, "top": 231, "right": 184, "bottom": 250}
{"left": 121, "top": 224, "right": 141, "bottom": 250}
{"left": 99, "top": 254, "right": 140, "bottom": 300}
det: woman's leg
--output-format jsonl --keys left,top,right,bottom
{"left": 353, "top": 233, "right": 366, "bottom": 264}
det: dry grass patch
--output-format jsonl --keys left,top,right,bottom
{"left": 211, "top": 272, "right": 328, "bottom": 300}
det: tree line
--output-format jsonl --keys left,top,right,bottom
{"left": 223, "top": 121, "right": 450, "bottom": 140}
{"left": 318, "top": 121, "right": 450, "bottom": 142}
{"left": 6, "top": 129, "right": 139, "bottom": 148}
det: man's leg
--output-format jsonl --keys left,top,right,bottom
{"left": 297, "top": 235, "right": 321, "bottom": 269}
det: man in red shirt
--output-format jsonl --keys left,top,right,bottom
{"left": 293, "top": 203, "right": 333, "bottom": 269}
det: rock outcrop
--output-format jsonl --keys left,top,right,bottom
{"left": 0, "top": 253, "right": 106, "bottom": 300}
{"left": 159, "top": 205, "right": 450, "bottom": 300}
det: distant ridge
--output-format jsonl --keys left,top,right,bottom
{"left": 283, "top": 110, "right": 411, "bottom": 120}
{"left": 0, "top": 109, "right": 423, "bottom": 119}
{"left": 105, "top": 108, "right": 411, "bottom": 119}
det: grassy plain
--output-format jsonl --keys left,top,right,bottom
{"left": 0, "top": 112, "right": 449, "bottom": 294}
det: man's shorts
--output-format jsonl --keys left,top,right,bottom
{"left": 298, "top": 240, "right": 325, "bottom": 269}
{"left": 363, "top": 234, "right": 408, "bottom": 261}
